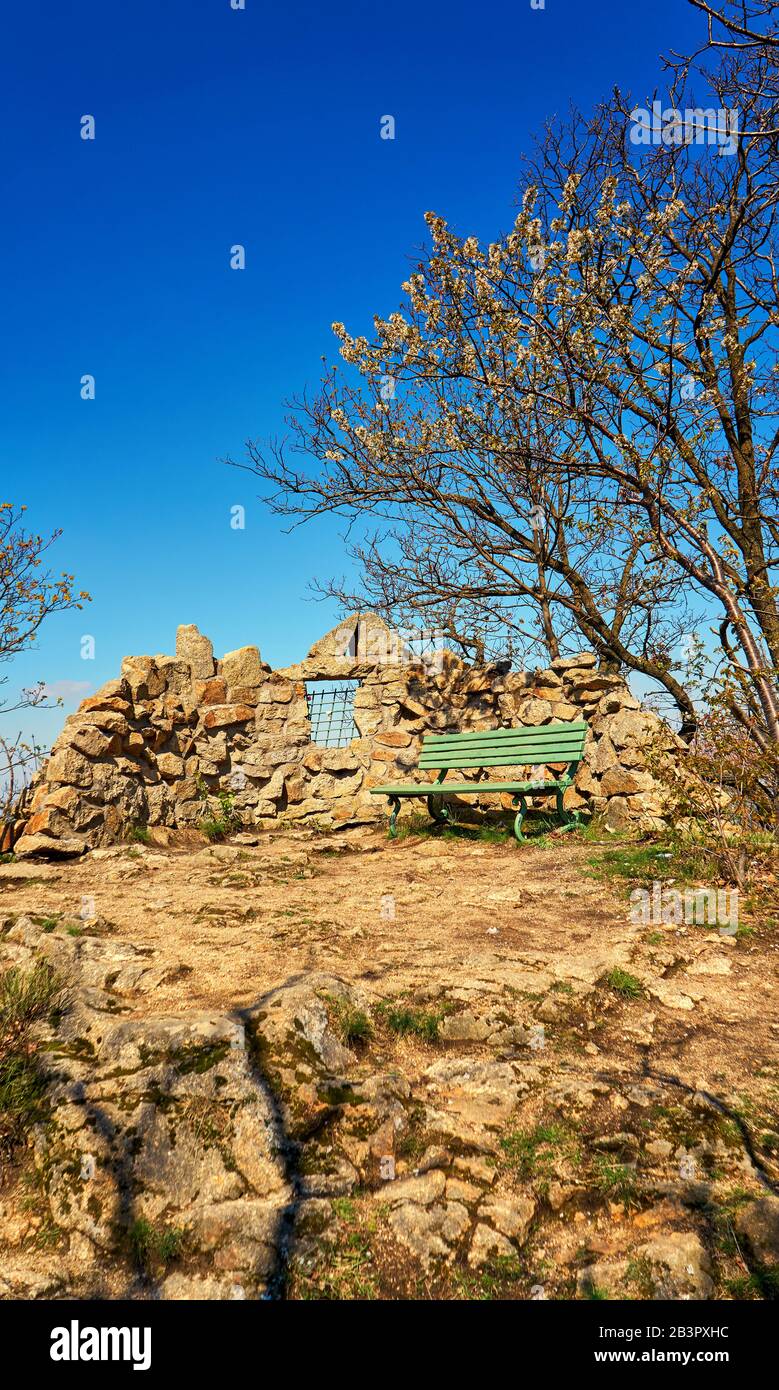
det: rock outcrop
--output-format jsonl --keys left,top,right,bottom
{"left": 1, "top": 914, "right": 291, "bottom": 1299}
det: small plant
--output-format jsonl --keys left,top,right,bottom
{"left": 0, "top": 960, "right": 65, "bottom": 1157}
{"left": 593, "top": 1156, "right": 638, "bottom": 1209}
{"left": 392, "top": 812, "right": 439, "bottom": 841}
{"left": 326, "top": 996, "right": 373, "bottom": 1048}
{"left": 377, "top": 1001, "right": 447, "bottom": 1042}
{"left": 626, "top": 1254, "right": 656, "bottom": 1298}
{"left": 127, "top": 823, "right": 150, "bottom": 844}
{"left": 587, "top": 845, "right": 671, "bottom": 885}
{"left": 129, "top": 1218, "right": 185, "bottom": 1275}
{"left": 331, "top": 1197, "right": 356, "bottom": 1222}
{"left": 499, "top": 1122, "right": 569, "bottom": 1181}
{"left": 604, "top": 967, "right": 643, "bottom": 1000}
{"left": 452, "top": 1254, "right": 526, "bottom": 1300}
{"left": 583, "top": 1282, "right": 609, "bottom": 1301}
{"left": 199, "top": 787, "right": 242, "bottom": 841}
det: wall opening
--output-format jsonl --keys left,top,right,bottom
{"left": 305, "top": 680, "right": 359, "bottom": 748}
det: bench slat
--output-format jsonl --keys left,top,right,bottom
{"left": 423, "top": 723, "right": 587, "bottom": 745}
{"left": 421, "top": 733, "right": 585, "bottom": 748}
{"left": 419, "top": 736, "right": 584, "bottom": 754}
{"left": 419, "top": 750, "right": 582, "bottom": 769}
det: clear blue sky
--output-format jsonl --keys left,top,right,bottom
{"left": 1, "top": 0, "right": 704, "bottom": 749}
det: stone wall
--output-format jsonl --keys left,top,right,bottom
{"left": 10, "top": 614, "right": 680, "bottom": 857}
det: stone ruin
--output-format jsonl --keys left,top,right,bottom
{"left": 8, "top": 613, "right": 681, "bottom": 857}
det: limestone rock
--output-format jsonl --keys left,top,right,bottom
{"left": 734, "top": 1196, "right": 779, "bottom": 1267}
{"left": 157, "top": 752, "right": 184, "bottom": 780}
{"left": 176, "top": 624, "right": 215, "bottom": 679}
{"left": 388, "top": 1201, "right": 470, "bottom": 1265}
{"left": 68, "top": 726, "right": 120, "bottom": 759}
{"left": 439, "top": 1012, "right": 490, "bottom": 1043}
{"left": 477, "top": 1194, "right": 535, "bottom": 1243}
{"left": 551, "top": 652, "right": 597, "bottom": 672}
{"left": 1, "top": 918, "right": 290, "bottom": 1299}
{"left": 8, "top": 623, "right": 681, "bottom": 847}
{"left": 372, "top": 1171, "right": 446, "bottom": 1207}
{"left": 221, "top": 645, "right": 266, "bottom": 691}
{"left": 601, "top": 766, "right": 645, "bottom": 796}
{"left": 638, "top": 1232, "right": 713, "bottom": 1299}
{"left": 244, "top": 974, "right": 367, "bottom": 1075}
{"left": 48, "top": 747, "right": 94, "bottom": 788}
{"left": 577, "top": 1232, "right": 712, "bottom": 1300}
{"left": 203, "top": 704, "right": 256, "bottom": 729}
{"left": 13, "top": 833, "right": 86, "bottom": 859}
{"left": 468, "top": 1223, "right": 516, "bottom": 1267}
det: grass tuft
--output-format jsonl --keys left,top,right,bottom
{"left": 0, "top": 960, "right": 65, "bottom": 1157}
{"left": 604, "top": 967, "right": 643, "bottom": 1000}
{"left": 377, "top": 1000, "right": 448, "bottom": 1042}
{"left": 129, "top": 1217, "right": 185, "bottom": 1274}
{"left": 326, "top": 996, "right": 373, "bottom": 1048}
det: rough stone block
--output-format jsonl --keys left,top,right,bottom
{"left": 203, "top": 705, "right": 256, "bottom": 729}
{"left": 220, "top": 646, "right": 265, "bottom": 690}
{"left": 194, "top": 676, "right": 227, "bottom": 706}
{"left": 48, "top": 748, "right": 94, "bottom": 788}
{"left": 157, "top": 753, "right": 184, "bottom": 780}
{"left": 176, "top": 624, "right": 215, "bottom": 679}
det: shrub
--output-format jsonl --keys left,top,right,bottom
{"left": 199, "top": 788, "right": 242, "bottom": 841}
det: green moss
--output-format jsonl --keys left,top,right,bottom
{"left": 593, "top": 1156, "right": 638, "bottom": 1209}
{"left": 175, "top": 1040, "right": 231, "bottom": 1075}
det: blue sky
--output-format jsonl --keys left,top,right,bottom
{"left": 1, "top": 0, "right": 704, "bottom": 749}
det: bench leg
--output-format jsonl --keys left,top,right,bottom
{"left": 555, "top": 788, "right": 582, "bottom": 833}
{"left": 512, "top": 794, "right": 528, "bottom": 843}
{"left": 387, "top": 796, "right": 401, "bottom": 839}
{"left": 427, "top": 793, "right": 453, "bottom": 827}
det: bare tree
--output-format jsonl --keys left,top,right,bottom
{"left": 231, "top": 5, "right": 778, "bottom": 767}
{"left": 0, "top": 503, "right": 89, "bottom": 839}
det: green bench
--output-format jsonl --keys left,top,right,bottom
{"left": 370, "top": 722, "right": 588, "bottom": 841}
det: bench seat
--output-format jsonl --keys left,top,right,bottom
{"left": 370, "top": 721, "right": 588, "bottom": 841}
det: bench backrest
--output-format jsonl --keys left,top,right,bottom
{"left": 419, "top": 722, "right": 588, "bottom": 771}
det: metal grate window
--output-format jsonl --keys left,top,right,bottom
{"left": 305, "top": 680, "right": 359, "bottom": 748}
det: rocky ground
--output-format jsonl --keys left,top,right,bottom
{"left": 1, "top": 823, "right": 778, "bottom": 1301}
